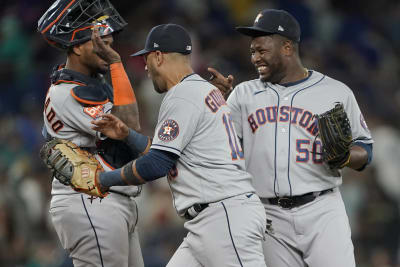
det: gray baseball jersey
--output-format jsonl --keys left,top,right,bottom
{"left": 44, "top": 80, "right": 143, "bottom": 267}
{"left": 151, "top": 73, "right": 266, "bottom": 267}
{"left": 44, "top": 82, "right": 139, "bottom": 196}
{"left": 227, "top": 70, "right": 372, "bottom": 267}
{"left": 151, "top": 73, "right": 255, "bottom": 216}
{"left": 227, "top": 70, "right": 373, "bottom": 198}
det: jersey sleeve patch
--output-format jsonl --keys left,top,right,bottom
{"left": 158, "top": 119, "right": 179, "bottom": 142}
{"left": 84, "top": 105, "right": 104, "bottom": 119}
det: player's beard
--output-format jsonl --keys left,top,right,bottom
{"left": 152, "top": 78, "right": 164, "bottom": 94}
{"left": 148, "top": 66, "right": 166, "bottom": 94}
{"left": 83, "top": 57, "right": 109, "bottom": 76}
{"left": 258, "top": 55, "right": 286, "bottom": 84}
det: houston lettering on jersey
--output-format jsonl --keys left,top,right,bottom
{"left": 247, "top": 105, "right": 318, "bottom": 136}
{"left": 205, "top": 89, "right": 226, "bottom": 113}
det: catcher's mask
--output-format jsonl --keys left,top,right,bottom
{"left": 38, "top": 0, "right": 127, "bottom": 50}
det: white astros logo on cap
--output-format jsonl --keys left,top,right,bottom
{"left": 186, "top": 45, "right": 191, "bottom": 50}
{"left": 254, "top": 13, "right": 263, "bottom": 23}
{"left": 153, "top": 43, "right": 159, "bottom": 48}
{"left": 278, "top": 25, "right": 285, "bottom": 31}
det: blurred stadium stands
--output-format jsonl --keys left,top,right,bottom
{"left": 0, "top": 0, "right": 399, "bottom": 266}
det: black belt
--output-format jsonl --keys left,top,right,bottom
{"left": 268, "top": 188, "right": 334, "bottom": 209}
{"left": 184, "top": 203, "right": 209, "bottom": 220}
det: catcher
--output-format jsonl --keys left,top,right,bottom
{"left": 38, "top": 0, "right": 144, "bottom": 266}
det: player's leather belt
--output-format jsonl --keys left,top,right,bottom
{"left": 267, "top": 188, "right": 334, "bottom": 209}
{"left": 184, "top": 203, "right": 209, "bottom": 220}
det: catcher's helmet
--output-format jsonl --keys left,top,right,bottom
{"left": 38, "top": 0, "right": 127, "bottom": 50}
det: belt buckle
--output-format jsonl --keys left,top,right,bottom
{"left": 184, "top": 204, "right": 208, "bottom": 220}
{"left": 277, "top": 197, "right": 294, "bottom": 209}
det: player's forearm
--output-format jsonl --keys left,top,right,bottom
{"left": 109, "top": 62, "right": 141, "bottom": 131}
{"left": 112, "top": 104, "right": 141, "bottom": 131}
{"left": 123, "top": 129, "right": 151, "bottom": 155}
{"left": 99, "top": 149, "right": 178, "bottom": 187}
{"left": 346, "top": 144, "right": 369, "bottom": 170}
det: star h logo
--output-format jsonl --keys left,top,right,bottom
{"left": 163, "top": 125, "right": 173, "bottom": 135}
{"left": 255, "top": 13, "right": 263, "bottom": 24}
{"left": 158, "top": 119, "right": 179, "bottom": 142}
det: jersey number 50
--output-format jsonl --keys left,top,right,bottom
{"left": 222, "top": 113, "right": 244, "bottom": 160}
{"left": 296, "top": 139, "right": 323, "bottom": 164}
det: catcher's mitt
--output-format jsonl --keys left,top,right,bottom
{"left": 315, "top": 103, "right": 353, "bottom": 169}
{"left": 39, "top": 139, "right": 108, "bottom": 198}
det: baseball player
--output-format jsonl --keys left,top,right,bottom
{"left": 38, "top": 1, "right": 144, "bottom": 266}
{"left": 208, "top": 9, "right": 374, "bottom": 267}
{"left": 88, "top": 23, "right": 267, "bottom": 267}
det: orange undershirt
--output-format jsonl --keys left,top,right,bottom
{"left": 110, "top": 62, "right": 136, "bottom": 105}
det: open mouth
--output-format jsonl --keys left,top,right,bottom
{"left": 257, "top": 65, "right": 269, "bottom": 75}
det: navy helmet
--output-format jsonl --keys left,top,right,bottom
{"left": 38, "top": 0, "right": 127, "bottom": 50}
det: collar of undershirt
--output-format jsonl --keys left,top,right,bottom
{"left": 180, "top": 73, "right": 196, "bottom": 82}
{"left": 279, "top": 70, "right": 313, "bottom": 87}
{"left": 59, "top": 68, "right": 102, "bottom": 85}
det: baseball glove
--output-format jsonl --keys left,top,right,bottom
{"left": 39, "top": 139, "right": 108, "bottom": 198}
{"left": 315, "top": 103, "right": 353, "bottom": 169}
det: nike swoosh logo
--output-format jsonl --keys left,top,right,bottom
{"left": 246, "top": 193, "right": 254, "bottom": 198}
{"left": 254, "top": 90, "right": 265, "bottom": 95}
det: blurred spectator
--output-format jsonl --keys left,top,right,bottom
{"left": 0, "top": 0, "right": 399, "bottom": 266}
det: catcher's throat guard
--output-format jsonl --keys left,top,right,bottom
{"left": 38, "top": 0, "right": 127, "bottom": 50}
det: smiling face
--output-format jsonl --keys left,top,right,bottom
{"left": 250, "top": 35, "right": 287, "bottom": 84}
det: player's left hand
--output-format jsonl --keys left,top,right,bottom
{"left": 92, "top": 26, "right": 121, "bottom": 64}
{"left": 315, "top": 103, "right": 353, "bottom": 169}
{"left": 39, "top": 139, "right": 108, "bottom": 198}
{"left": 207, "top": 67, "right": 234, "bottom": 99}
{"left": 92, "top": 113, "right": 129, "bottom": 140}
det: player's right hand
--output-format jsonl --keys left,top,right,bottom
{"left": 92, "top": 26, "right": 121, "bottom": 64}
{"left": 207, "top": 67, "right": 234, "bottom": 99}
{"left": 92, "top": 114, "right": 129, "bottom": 140}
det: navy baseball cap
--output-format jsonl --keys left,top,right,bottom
{"left": 131, "top": 23, "right": 192, "bottom": 56}
{"left": 236, "top": 9, "right": 301, "bottom": 42}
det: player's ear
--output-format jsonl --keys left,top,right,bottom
{"left": 154, "top": 50, "right": 164, "bottom": 66}
{"left": 72, "top": 44, "right": 83, "bottom": 56}
{"left": 281, "top": 40, "right": 293, "bottom": 56}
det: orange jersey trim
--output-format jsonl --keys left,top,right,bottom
{"left": 41, "top": 0, "right": 76, "bottom": 34}
{"left": 70, "top": 89, "right": 109, "bottom": 105}
{"left": 54, "top": 80, "right": 86, "bottom": 86}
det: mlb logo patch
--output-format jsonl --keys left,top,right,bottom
{"left": 158, "top": 119, "right": 179, "bottom": 142}
{"left": 360, "top": 114, "right": 369, "bottom": 132}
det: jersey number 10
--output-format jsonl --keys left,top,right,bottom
{"left": 222, "top": 113, "right": 244, "bottom": 160}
